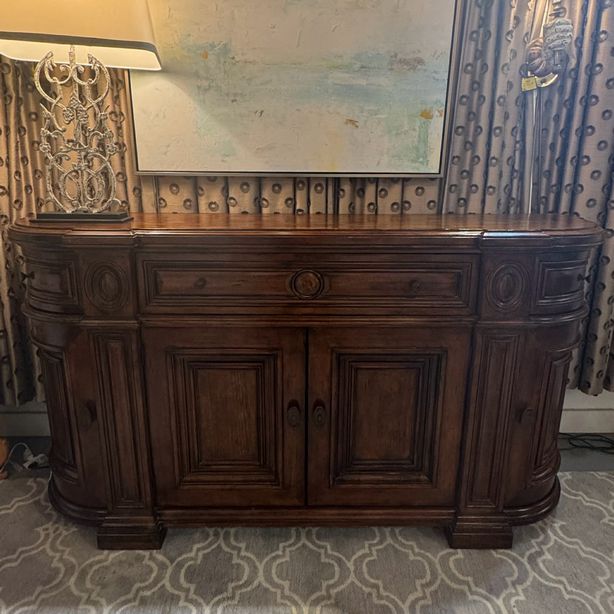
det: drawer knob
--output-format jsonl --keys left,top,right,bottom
{"left": 290, "top": 270, "right": 325, "bottom": 300}
{"left": 194, "top": 277, "right": 207, "bottom": 290}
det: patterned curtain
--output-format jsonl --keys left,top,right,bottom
{"left": 0, "top": 0, "right": 613, "bottom": 403}
{"left": 445, "top": 0, "right": 614, "bottom": 394}
{"left": 0, "top": 59, "right": 45, "bottom": 404}
{"left": 536, "top": 1, "right": 614, "bottom": 394}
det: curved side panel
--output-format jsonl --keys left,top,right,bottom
{"left": 33, "top": 321, "right": 108, "bottom": 512}
{"left": 504, "top": 322, "right": 578, "bottom": 510}
{"left": 48, "top": 477, "right": 106, "bottom": 526}
{"left": 506, "top": 477, "right": 561, "bottom": 526}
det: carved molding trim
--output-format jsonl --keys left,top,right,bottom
{"left": 84, "top": 263, "right": 130, "bottom": 313}
{"left": 486, "top": 264, "right": 527, "bottom": 312}
{"left": 92, "top": 332, "right": 146, "bottom": 508}
{"left": 463, "top": 332, "right": 522, "bottom": 510}
{"left": 289, "top": 270, "right": 326, "bottom": 300}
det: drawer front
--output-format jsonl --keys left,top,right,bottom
{"left": 532, "top": 252, "right": 589, "bottom": 315}
{"left": 139, "top": 254, "right": 478, "bottom": 315}
{"left": 25, "top": 255, "right": 81, "bottom": 315}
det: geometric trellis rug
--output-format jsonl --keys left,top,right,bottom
{"left": 1, "top": 472, "right": 613, "bottom": 614}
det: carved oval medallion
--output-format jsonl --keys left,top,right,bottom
{"left": 85, "top": 263, "right": 129, "bottom": 312}
{"left": 487, "top": 263, "right": 526, "bottom": 311}
{"left": 289, "top": 270, "right": 326, "bottom": 300}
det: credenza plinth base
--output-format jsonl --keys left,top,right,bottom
{"left": 49, "top": 477, "right": 562, "bottom": 551}
{"left": 97, "top": 523, "right": 167, "bottom": 551}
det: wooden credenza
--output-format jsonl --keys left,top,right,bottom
{"left": 10, "top": 214, "right": 602, "bottom": 550}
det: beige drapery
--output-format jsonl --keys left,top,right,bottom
{"left": 0, "top": 0, "right": 613, "bottom": 404}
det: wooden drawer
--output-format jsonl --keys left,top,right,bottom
{"left": 532, "top": 252, "right": 589, "bottom": 315}
{"left": 139, "top": 253, "right": 478, "bottom": 316}
{"left": 25, "top": 254, "right": 81, "bottom": 315}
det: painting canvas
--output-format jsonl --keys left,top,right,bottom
{"left": 130, "top": 0, "right": 459, "bottom": 175}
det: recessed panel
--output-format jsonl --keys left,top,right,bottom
{"left": 334, "top": 353, "right": 440, "bottom": 484}
{"left": 194, "top": 366, "right": 262, "bottom": 465}
{"left": 174, "top": 353, "right": 278, "bottom": 486}
{"left": 351, "top": 366, "right": 418, "bottom": 463}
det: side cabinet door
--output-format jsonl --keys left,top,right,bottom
{"left": 307, "top": 327, "right": 470, "bottom": 506}
{"left": 504, "top": 322, "right": 577, "bottom": 509}
{"left": 144, "top": 327, "right": 305, "bottom": 507}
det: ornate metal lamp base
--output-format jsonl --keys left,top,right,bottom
{"left": 34, "top": 46, "right": 125, "bottom": 217}
{"left": 34, "top": 212, "right": 133, "bottom": 223}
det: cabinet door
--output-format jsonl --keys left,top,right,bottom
{"left": 144, "top": 327, "right": 305, "bottom": 507}
{"left": 504, "top": 322, "right": 577, "bottom": 509}
{"left": 307, "top": 327, "right": 470, "bottom": 506}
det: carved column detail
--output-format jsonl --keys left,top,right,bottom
{"left": 447, "top": 330, "right": 522, "bottom": 548}
{"left": 92, "top": 330, "right": 164, "bottom": 549}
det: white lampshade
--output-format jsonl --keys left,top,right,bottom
{"left": 0, "top": 0, "right": 161, "bottom": 70}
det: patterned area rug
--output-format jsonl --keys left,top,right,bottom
{"left": 0, "top": 472, "right": 613, "bottom": 614}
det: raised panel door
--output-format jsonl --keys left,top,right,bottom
{"left": 144, "top": 327, "right": 305, "bottom": 507}
{"left": 307, "top": 327, "right": 470, "bottom": 506}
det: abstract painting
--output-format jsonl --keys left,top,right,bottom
{"left": 130, "top": 0, "right": 459, "bottom": 175}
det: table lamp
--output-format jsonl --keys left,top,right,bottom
{"left": 0, "top": 0, "right": 161, "bottom": 221}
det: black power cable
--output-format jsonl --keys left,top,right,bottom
{"left": 559, "top": 433, "right": 614, "bottom": 455}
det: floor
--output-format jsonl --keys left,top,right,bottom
{"left": 1, "top": 439, "right": 613, "bottom": 613}
{"left": 559, "top": 434, "right": 614, "bottom": 471}
{"left": 1, "top": 472, "right": 614, "bottom": 612}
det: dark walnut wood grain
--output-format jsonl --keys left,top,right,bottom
{"left": 9, "top": 214, "right": 602, "bottom": 550}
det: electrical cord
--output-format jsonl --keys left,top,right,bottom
{"left": 0, "top": 442, "right": 49, "bottom": 475}
{"left": 0, "top": 442, "right": 30, "bottom": 474}
{"left": 559, "top": 433, "right": 614, "bottom": 455}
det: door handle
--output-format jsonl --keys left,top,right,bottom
{"left": 312, "top": 401, "right": 327, "bottom": 429}
{"left": 286, "top": 401, "right": 302, "bottom": 428}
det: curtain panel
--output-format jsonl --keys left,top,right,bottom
{"left": 445, "top": 0, "right": 614, "bottom": 393}
{"left": 0, "top": 0, "right": 613, "bottom": 404}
